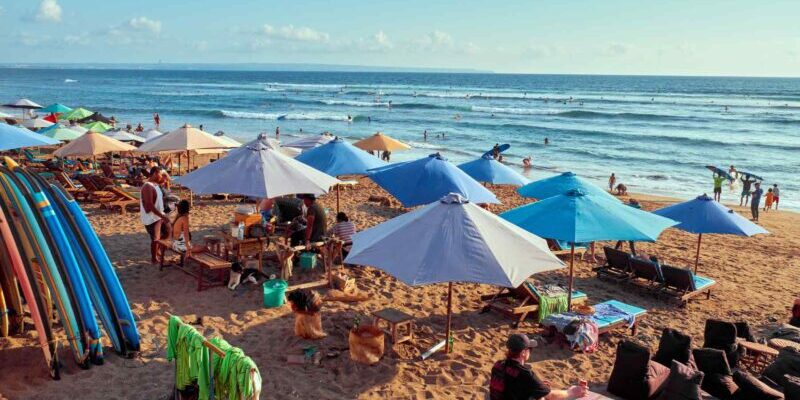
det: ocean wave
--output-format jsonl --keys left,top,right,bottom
{"left": 64, "top": 78, "right": 78, "bottom": 83}
{"left": 263, "top": 82, "right": 345, "bottom": 91}
{"left": 321, "top": 99, "right": 389, "bottom": 107}
{"left": 219, "top": 110, "right": 363, "bottom": 122}
{"left": 147, "top": 91, "right": 209, "bottom": 97}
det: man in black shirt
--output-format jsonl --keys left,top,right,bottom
{"left": 490, "top": 334, "right": 586, "bottom": 400}
{"left": 293, "top": 194, "right": 326, "bottom": 246}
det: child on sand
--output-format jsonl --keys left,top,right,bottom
{"left": 764, "top": 188, "right": 774, "bottom": 212}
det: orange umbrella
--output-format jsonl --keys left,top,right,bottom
{"left": 353, "top": 132, "right": 411, "bottom": 152}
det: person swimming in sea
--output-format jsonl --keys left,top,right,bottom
{"left": 522, "top": 156, "right": 532, "bottom": 168}
{"left": 347, "top": 115, "right": 352, "bottom": 122}
{"left": 544, "top": 138, "right": 549, "bottom": 145}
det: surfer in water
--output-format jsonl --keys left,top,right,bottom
{"left": 347, "top": 115, "right": 353, "bottom": 123}
{"left": 275, "top": 126, "right": 280, "bottom": 140}
{"left": 492, "top": 144, "right": 501, "bottom": 159}
{"left": 423, "top": 130, "right": 428, "bottom": 141}
{"left": 608, "top": 173, "right": 616, "bottom": 192}
{"left": 544, "top": 138, "right": 549, "bottom": 145}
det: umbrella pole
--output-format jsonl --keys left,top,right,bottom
{"left": 568, "top": 243, "right": 575, "bottom": 311}
{"left": 336, "top": 184, "right": 340, "bottom": 214}
{"left": 445, "top": 282, "right": 453, "bottom": 354}
{"left": 694, "top": 234, "right": 702, "bottom": 274}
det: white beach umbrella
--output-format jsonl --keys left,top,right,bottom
{"left": 212, "top": 132, "right": 243, "bottom": 148}
{"left": 141, "top": 128, "right": 163, "bottom": 141}
{"left": 137, "top": 124, "right": 233, "bottom": 153}
{"left": 0, "top": 111, "right": 15, "bottom": 119}
{"left": 105, "top": 129, "right": 146, "bottom": 143}
{"left": 21, "top": 118, "right": 54, "bottom": 129}
{"left": 3, "top": 98, "right": 43, "bottom": 109}
{"left": 283, "top": 134, "right": 335, "bottom": 150}
{"left": 345, "top": 193, "right": 565, "bottom": 352}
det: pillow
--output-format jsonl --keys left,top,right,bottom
{"left": 656, "top": 360, "right": 704, "bottom": 400}
{"left": 702, "top": 373, "right": 738, "bottom": 400}
{"left": 654, "top": 328, "right": 695, "bottom": 368}
{"left": 693, "top": 348, "right": 732, "bottom": 376}
{"left": 763, "top": 347, "right": 800, "bottom": 389}
{"left": 785, "top": 375, "right": 800, "bottom": 400}
{"left": 732, "top": 370, "right": 784, "bottom": 400}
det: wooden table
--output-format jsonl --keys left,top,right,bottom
{"left": 739, "top": 340, "right": 779, "bottom": 374}
{"left": 768, "top": 338, "right": 800, "bottom": 352}
{"left": 215, "top": 232, "right": 266, "bottom": 271}
{"left": 372, "top": 308, "right": 414, "bottom": 345}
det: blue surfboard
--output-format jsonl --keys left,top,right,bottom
{"left": 482, "top": 143, "right": 510, "bottom": 158}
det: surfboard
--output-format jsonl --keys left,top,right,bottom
{"left": 0, "top": 166, "right": 89, "bottom": 368}
{"left": 50, "top": 180, "right": 141, "bottom": 353}
{"left": 0, "top": 202, "right": 60, "bottom": 379}
{"left": 0, "top": 244, "right": 23, "bottom": 336}
{"left": 482, "top": 143, "right": 510, "bottom": 158}
{"left": 705, "top": 165, "right": 733, "bottom": 181}
{"left": 737, "top": 171, "right": 764, "bottom": 181}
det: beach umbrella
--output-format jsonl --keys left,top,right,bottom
{"left": 82, "top": 121, "right": 112, "bottom": 133}
{"left": 457, "top": 155, "right": 530, "bottom": 186}
{"left": 137, "top": 124, "right": 235, "bottom": 174}
{"left": 0, "top": 111, "right": 14, "bottom": 119}
{"left": 653, "top": 194, "right": 768, "bottom": 273}
{"left": 105, "top": 129, "right": 146, "bottom": 143}
{"left": 141, "top": 128, "right": 163, "bottom": 141}
{"left": 174, "top": 140, "right": 340, "bottom": 198}
{"left": 248, "top": 135, "right": 301, "bottom": 157}
{"left": 21, "top": 118, "right": 54, "bottom": 130}
{"left": 3, "top": 98, "right": 43, "bottom": 110}
{"left": 53, "top": 131, "right": 136, "bottom": 158}
{"left": 77, "top": 112, "right": 114, "bottom": 124}
{"left": 65, "top": 124, "right": 88, "bottom": 134}
{"left": 40, "top": 103, "right": 72, "bottom": 114}
{"left": 501, "top": 189, "right": 677, "bottom": 307}
{"left": 283, "top": 134, "right": 335, "bottom": 150}
{"left": 517, "top": 171, "right": 616, "bottom": 200}
{"left": 367, "top": 153, "right": 499, "bottom": 207}
{"left": 345, "top": 193, "right": 565, "bottom": 353}
{"left": 38, "top": 124, "right": 83, "bottom": 141}
{"left": 0, "top": 123, "right": 60, "bottom": 151}
{"left": 59, "top": 107, "right": 93, "bottom": 121}
{"left": 353, "top": 132, "right": 411, "bottom": 152}
{"left": 212, "top": 132, "right": 243, "bottom": 148}
{"left": 296, "top": 137, "right": 387, "bottom": 211}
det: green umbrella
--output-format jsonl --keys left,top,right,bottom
{"left": 59, "top": 107, "right": 93, "bottom": 121}
{"left": 82, "top": 121, "right": 112, "bottom": 133}
{"left": 40, "top": 103, "right": 73, "bottom": 114}
{"left": 39, "top": 123, "right": 83, "bottom": 141}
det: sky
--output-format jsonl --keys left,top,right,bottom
{"left": 1, "top": 0, "right": 799, "bottom": 76}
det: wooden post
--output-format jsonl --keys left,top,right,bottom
{"left": 445, "top": 282, "right": 453, "bottom": 353}
{"left": 694, "top": 233, "right": 703, "bottom": 274}
{"left": 567, "top": 243, "right": 575, "bottom": 311}
{"left": 336, "top": 184, "right": 340, "bottom": 214}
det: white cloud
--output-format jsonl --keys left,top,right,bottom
{"left": 411, "top": 30, "right": 479, "bottom": 54}
{"left": 128, "top": 17, "right": 162, "bottom": 35}
{"left": 35, "top": 0, "right": 62, "bottom": 23}
{"left": 260, "top": 24, "right": 330, "bottom": 43}
{"left": 603, "top": 42, "right": 631, "bottom": 56}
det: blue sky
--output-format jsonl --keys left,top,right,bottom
{"left": 1, "top": 0, "right": 799, "bottom": 76}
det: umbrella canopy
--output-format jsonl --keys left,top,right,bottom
{"left": 0, "top": 123, "right": 60, "bottom": 150}
{"left": 296, "top": 137, "right": 387, "bottom": 176}
{"left": 457, "top": 156, "right": 530, "bottom": 186}
{"left": 53, "top": 131, "right": 136, "bottom": 157}
{"left": 0, "top": 111, "right": 14, "bottom": 119}
{"left": 21, "top": 118, "right": 54, "bottom": 129}
{"left": 105, "top": 129, "right": 146, "bottom": 143}
{"left": 345, "top": 193, "right": 565, "bottom": 352}
{"left": 3, "top": 98, "right": 42, "bottom": 109}
{"left": 141, "top": 128, "right": 163, "bottom": 141}
{"left": 353, "top": 132, "right": 411, "bottom": 152}
{"left": 212, "top": 132, "right": 243, "bottom": 148}
{"left": 174, "top": 141, "right": 340, "bottom": 198}
{"left": 59, "top": 107, "right": 93, "bottom": 121}
{"left": 65, "top": 123, "right": 88, "bottom": 134}
{"left": 38, "top": 123, "right": 83, "bottom": 141}
{"left": 517, "top": 171, "right": 615, "bottom": 200}
{"left": 282, "top": 134, "right": 335, "bottom": 150}
{"left": 653, "top": 194, "right": 768, "bottom": 272}
{"left": 77, "top": 112, "right": 114, "bottom": 124}
{"left": 82, "top": 121, "right": 112, "bottom": 133}
{"left": 367, "top": 153, "right": 499, "bottom": 207}
{"left": 40, "top": 103, "right": 72, "bottom": 114}
{"left": 137, "top": 124, "right": 233, "bottom": 153}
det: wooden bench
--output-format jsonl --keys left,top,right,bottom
{"left": 372, "top": 307, "right": 414, "bottom": 345}
{"left": 157, "top": 239, "right": 232, "bottom": 291}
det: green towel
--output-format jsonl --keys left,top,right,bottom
{"left": 536, "top": 292, "right": 569, "bottom": 323}
{"left": 210, "top": 337, "right": 262, "bottom": 400}
{"left": 166, "top": 316, "right": 211, "bottom": 400}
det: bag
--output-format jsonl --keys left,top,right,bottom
{"left": 247, "top": 224, "right": 266, "bottom": 238}
{"left": 349, "top": 325, "right": 385, "bottom": 365}
{"left": 294, "top": 312, "right": 326, "bottom": 339}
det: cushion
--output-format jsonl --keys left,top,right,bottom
{"left": 703, "top": 373, "right": 738, "bottom": 400}
{"left": 607, "top": 341, "right": 670, "bottom": 399}
{"left": 654, "top": 328, "right": 695, "bottom": 369}
{"left": 764, "top": 347, "right": 800, "bottom": 389}
{"left": 785, "top": 375, "right": 800, "bottom": 400}
{"left": 693, "top": 348, "right": 732, "bottom": 376}
{"left": 732, "top": 370, "right": 784, "bottom": 400}
{"left": 657, "top": 360, "right": 704, "bottom": 400}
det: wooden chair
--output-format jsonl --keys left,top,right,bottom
{"left": 75, "top": 175, "right": 114, "bottom": 202}
{"left": 594, "top": 246, "right": 633, "bottom": 282}
{"left": 481, "top": 281, "right": 588, "bottom": 327}
{"left": 99, "top": 186, "right": 140, "bottom": 215}
{"left": 55, "top": 171, "right": 91, "bottom": 201}
{"left": 628, "top": 257, "right": 665, "bottom": 293}
{"left": 660, "top": 265, "right": 716, "bottom": 305}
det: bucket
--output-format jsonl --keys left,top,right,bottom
{"left": 299, "top": 252, "right": 317, "bottom": 271}
{"left": 262, "top": 279, "right": 287, "bottom": 308}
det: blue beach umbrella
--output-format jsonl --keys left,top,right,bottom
{"left": 653, "top": 194, "right": 768, "bottom": 272}
{"left": 457, "top": 155, "right": 530, "bottom": 186}
{"left": 296, "top": 137, "right": 386, "bottom": 176}
{"left": 0, "top": 123, "right": 60, "bottom": 151}
{"left": 517, "top": 171, "right": 616, "bottom": 200}
{"left": 501, "top": 189, "right": 677, "bottom": 307}
{"left": 367, "top": 153, "right": 500, "bottom": 207}
{"left": 40, "top": 103, "right": 72, "bottom": 114}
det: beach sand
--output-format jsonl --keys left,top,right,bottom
{"left": 1, "top": 179, "right": 798, "bottom": 399}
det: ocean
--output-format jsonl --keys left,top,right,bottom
{"left": 1, "top": 68, "right": 797, "bottom": 209}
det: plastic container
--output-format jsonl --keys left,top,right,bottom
{"left": 299, "top": 252, "right": 317, "bottom": 271}
{"left": 262, "top": 279, "right": 287, "bottom": 308}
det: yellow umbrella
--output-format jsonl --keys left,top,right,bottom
{"left": 53, "top": 131, "right": 136, "bottom": 158}
{"left": 353, "top": 132, "right": 411, "bottom": 152}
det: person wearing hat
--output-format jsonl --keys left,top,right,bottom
{"left": 291, "top": 194, "right": 327, "bottom": 246}
{"left": 489, "top": 334, "right": 587, "bottom": 400}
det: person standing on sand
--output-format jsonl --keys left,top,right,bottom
{"left": 764, "top": 188, "right": 774, "bottom": 212}
{"left": 712, "top": 173, "right": 726, "bottom": 202}
{"left": 608, "top": 173, "right": 616, "bottom": 192}
{"left": 153, "top": 112, "right": 160, "bottom": 129}
{"left": 275, "top": 126, "right": 280, "bottom": 140}
{"left": 750, "top": 182, "right": 763, "bottom": 221}
{"left": 740, "top": 175, "right": 756, "bottom": 206}
{"left": 140, "top": 167, "right": 171, "bottom": 264}
{"left": 773, "top": 184, "right": 780, "bottom": 210}
{"left": 490, "top": 334, "right": 587, "bottom": 400}
{"left": 423, "top": 130, "right": 427, "bottom": 141}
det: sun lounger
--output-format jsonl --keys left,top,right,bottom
{"left": 547, "top": 239, "right": 588, "bottom": 258}
{"left": 591, "top": 300, "right": 647, "bottom": 335}
{"left": 628, "top": 256, "right": 665, "bottom": 292}
{"left": 24, "top": 149, "right": 47, "bottom": 164}
{"left": 594, "top": 246, "right": 632, "bottom": 282}
{"left": 660, "top": 264, "right": 716, "bottom": 304}
{"left": 480, "top": 281, "right": 588, "bottom": 327}
{"left": 99, "top": 186, "right": 140, "bottom": 214}
{"left": 75, "top": 175, "right": 114, "bottom": 202}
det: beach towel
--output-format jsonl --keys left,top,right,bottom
{"left": 167, "top": 316, "right": 211, "bottom": 400}
{"left": 566, "top": 318, "right": 599, "bottom": 353}
{"left": 542, "top": 313, "right": 580, "bottom": 332}
{"left": 593, "top": 302, "right": 635, "bottom": 328}
{"left": 209, "top": 337, "right": 262, "bottom": 400}
{"left": 536, "top": 291, "right": 569, "bottom": 323}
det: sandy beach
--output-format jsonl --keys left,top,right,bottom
{"left": 0, "top": 178, "right": 796, "bottom": 399}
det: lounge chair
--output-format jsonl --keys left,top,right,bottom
{"left": 23, "top": 149, "right": 47, "bottom": 164}
{"left": 547, "top": 239, "right": 588, "bottom": 258}
{"left": 594, "top": 246, "right": 632, "bottom": 282}
{"left": 629, "top": 256, "right": 665, "bottom": 292}
{"left": 591, "top": 299, "right": 647, "bottom": 335}
{"left": 704, "top": 319, "right": 744, "bottom": 369}
{"left": 660, "top": 264, "right": 716, "bottom": 304}
{"left": 480, "top": 281, "right": 588, "bottom": 328}
{"left": 99, "top": 186, "right": 140, "bottom": 214}
{"left": 607, "top": 340, "right": 670, "bottom": 399}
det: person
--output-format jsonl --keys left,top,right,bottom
{"left": 764, "top": 188, "right": 774, "bottom": 212}
{"left": 198, "top": 124, "right": 204, "bottom": 131}
{"left": 522, "top": 156, "right": 532, "bottom": 168}
{"left": 543, "top": 138, "right": 549, "bottom": 145}
{"left": 381, "top": 150, "right": 391, "bottom": 161}
{"left": 140, "top": 167, "right": 171, "bottom": 264}
{"left": 497, "top": 154, "right": 504, "bottom": 162}
{"left": 259, "top": 197, "right": 275, "bottom": 225}
{"left": 275, "top": 126, "right": 280, "bottom": 140}
{"left": 291, "top": 195, "right": 326, "bottom": 246}
{"left": 492, "top": 144, "right": 501, "bottom": 160}
{"left": 423, "top": 130, "right": 428, "bottom": 141}
{"left": 135, "top": 123, "right": 144, "bottom": 132}
{"left": 712, "top": 172, "right": 726, "bottom": 202}
{"left": 330, "top": 212, "right": 356, "bottom": 259}
{"left": 489, "top": 334, "right": 587, "bottom": 400}
{"left": 608, "top": 173, "right": 616, "bottom": 192}
{"left": 153, "top": 112, "right": 160, "bottom": 129}
{"left": 740, "top": 175, "right": 756, "bottom": 206}
{"left": 790, "top": 298, "right": 800, "bottom": 328}
{"left": 750, "top": 182, "right": 763, "bottom": 221}
{"left": 773, "top": 184, "right": 780, "bottom": 210}
{"left": 170, "top": 200, "right": 205, "bottom": 256}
